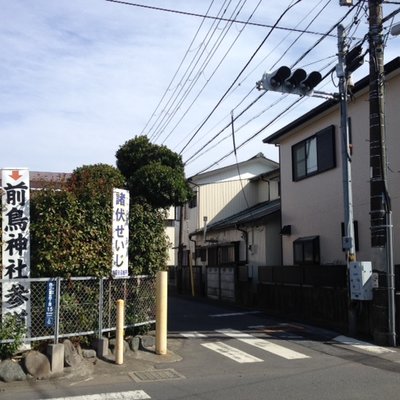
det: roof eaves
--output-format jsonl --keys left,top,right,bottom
{"left": 195, "top": 199, "right": 281, "bottom": 234}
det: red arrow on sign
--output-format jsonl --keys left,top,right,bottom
{"left": 9, "top": 170, "right": 23, "bottom": 181}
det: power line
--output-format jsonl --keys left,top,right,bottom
{"left": 105, "top": 0, "right": 336, "bottom": 37}
{"left": 148, "top": 0, "right": 233, "bottom": 141}
{"left": 185, "top": 57, "right": 337, "bottom": 166}
{"left": 172, "top": 86, "right": 256, "bottom": 153}
{"left": 159, "top": 0, "right": 263, "bottom": 145}
{"left": 192, "top": 96, "right": 303, "bottom": 176}
{"left": 183, "top": 3, "right": 356, "bottom": 166}
{"left": 140, "top": 0, "right": 216, "bottom": 136}
{"left": 153, "top": 0, "right": 248, "bottom": 143}
{"left": 180, "top": 0, "right": 333, "bottom": 160}
{"left": 177, "top": 0, "right": 304, "bottom": 156}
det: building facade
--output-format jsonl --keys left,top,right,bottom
{"left": 263, "top": 57, "right": 400, "bottom": 268}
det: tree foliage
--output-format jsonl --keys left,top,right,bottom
{"left": 2, "top": 138, "right": 184, "bottom": 277}
{"left": 116, "top": 135, "right": 192, "bottom": 208}
{"left": 30, "top": 164, "right": 125, "bottom": 277}
{"left": 129, "top": 203, "right": 169, "bottom": 275}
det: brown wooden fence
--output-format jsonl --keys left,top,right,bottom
{"left": 172, "top": 264, "right": 400, "bottom": 340}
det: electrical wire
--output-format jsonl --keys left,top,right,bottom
{"left": 192, "top": 96, "right": 303, "bottom": 176}
{"left": 185, "top": 56, "right": 337, "bottom": 166}
{"left": 172, "top": 86, "right": 256, "bottom": 152}
{"left": 183, "top": 4, "right": 358, "bottom": 166}
{"left": 178, "top": 0, "right": 304, "bottom": 156}
{"left": 186, "top": 13, "right": 357, "bottom": 175}
{"left": 140, "top": 0, "right": 216, "bottom": 136}
{"left": 159, "top": 0, "right": 264, "bottom": 145}
{"left": 105, "top": 0, "right": 337, "bottom": 37}
{"left": 154, "top": 0, "right": 252, "bottom": 143}
{"left": 174, "top": 0, "right": 329, "bottom": 153}
{"left": 148, "top": 0, "right": 233, "bottom": 141}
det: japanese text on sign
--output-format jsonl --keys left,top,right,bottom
{"left": 112, "top": 189, "right": 129, "bottom": 277}
{"left": 1, "top": 168, "right": 31, "bottom": 333}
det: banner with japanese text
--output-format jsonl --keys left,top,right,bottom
{"left": 1, "top": 168, "right": 31, "bottom": 340}
{"left": 112, "top": 188, "right": 129, "bottom": 278}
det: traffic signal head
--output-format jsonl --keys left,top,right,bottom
{"left": 269, "top": 66, "right": 291, "bottom": 88}
{"left": 346, "top": 44, "right": 364, "bottom": 75}
{"left": 257, "top": 67, "right": 322, "bottom": 96}
{"left": 300, "top": 71, "right": 322, "bottom": 93}
{"left": 286, "top": 69, "right": 307, "bottom": 90}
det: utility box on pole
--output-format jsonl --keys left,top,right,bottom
{"left": 349, "top": 262, "right": 373, "bottom": 301}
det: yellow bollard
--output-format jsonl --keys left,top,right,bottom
{"left": 155, "top": 270, "right": 168, "bottom": 355}
{"left": 115, "top": 299, "right": 124, "bottom": 365}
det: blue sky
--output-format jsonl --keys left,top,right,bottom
{"left": 1, "top": 1, "right": 400, "bottom": 177}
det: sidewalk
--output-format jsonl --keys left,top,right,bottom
{"left": 0, "top": 337, "right": 183, "bottom": 397}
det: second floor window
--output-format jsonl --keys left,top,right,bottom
{"left": 292, "top": 125, "right": 336, "bottom": 181}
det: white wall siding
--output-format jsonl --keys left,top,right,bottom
{"left": 277, "top": 68, "right": 400, "bottom": 265}
{"left": 199, "top": 180, "right": 257, "bottom": 225}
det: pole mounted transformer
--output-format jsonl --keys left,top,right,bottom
{"left": 256, "top": 66, "right": 322, "bottom": 96}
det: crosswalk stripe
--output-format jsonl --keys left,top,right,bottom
{"left": 216, "top": 329, "right": 310, "bottom": 360}
{"left": 181, "top": 331, "right": 207, "bottom": 338}
{"left": 209, "top": 311, "right": 261, "bottom": 318}
{"left": 334, "top": 335, "right": 396, "bottom": 354}
{"left": 39, "top": 390, "right": 151, "bottom": 400}
{"left": 201, "top": 341, "right": 263, "bottom": 363}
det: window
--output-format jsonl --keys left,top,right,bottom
{"left": 195, "top": 247, "right": 207, "bottom": 262}
{"left": 292, "top": 125, "right": 336, "bottom": 181}
{"left": 207, "top": 244, "right": 238, "bottom": 266}
{"left": 293, "top": 236, "right": 320, "bottom": 265}
{"left": 219, "top": 245, "right": 236, "bottom": 264}
{"left": 208, "top": 247, "right": 218, "bottom": 266}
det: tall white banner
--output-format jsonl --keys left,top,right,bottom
{"left": 112, "top": 188, "right": 129, "bottom": 278}
{"left": 1, "top": 168, "right": 31, "bottom": 337}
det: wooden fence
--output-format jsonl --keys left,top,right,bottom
{"left": 172, "top": 264, "right": 400, "bottom": 340}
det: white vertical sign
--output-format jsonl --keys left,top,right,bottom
{"left": 1, "top": 168, "right": 31, "bottom": 338}
{"left": 112, "top": 188, "right": 129, "bottom": 277}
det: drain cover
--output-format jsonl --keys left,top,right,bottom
{"left": 129, "top": 368, "right": 185, "bottom": 383}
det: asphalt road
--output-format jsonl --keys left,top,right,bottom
{"left": 3, "top": 295, "right": 400, "bottom": 400}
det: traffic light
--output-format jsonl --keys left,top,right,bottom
{"left": 256, "top": 67, "right": 322, "bottom": 96}
{"left": 345, "top": 44, "right": 364, "bottom": 76}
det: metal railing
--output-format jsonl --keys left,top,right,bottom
{"left": 0, "top": 276, "right": 156, "bottom": 344}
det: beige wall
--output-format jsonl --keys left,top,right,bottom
{"left": 278, "top": 69, "right": 400, "bottom": 265}
{"left": 198, "top": 180, "right": 257, "bottom": 225}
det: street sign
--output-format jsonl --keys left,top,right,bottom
{"left": 45, "top": 280, "right": 56, "bottom": 328}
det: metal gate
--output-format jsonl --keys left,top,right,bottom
{"left": 206, "top": 266, "right": 236, "bottom": 302}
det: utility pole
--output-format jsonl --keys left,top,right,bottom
{"left": 337, "top": 24, "right": 357, "bottom": 336}
{"left": 368, "top": 0, "right": 396, "bottom": 346}
{"left": 337, "top": 25, "right": 356, "bottom": 264}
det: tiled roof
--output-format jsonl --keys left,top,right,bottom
{"left": 1, "top": 170, "right": 71, "bottom": 189}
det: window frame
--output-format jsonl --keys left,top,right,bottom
{"left": 293, "top": 236, "right": 320, "bottom": 265}
{"left": 292, "top": 125, "right": 336, "bottom": 181}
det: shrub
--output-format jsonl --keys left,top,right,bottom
{"left": 0, "top": 313, "right": 27, "bottom": 360}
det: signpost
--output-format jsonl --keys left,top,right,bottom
{"left": 1, "top": 168, "right": 31, "bottom": 345}
{"left": 45, "top": 280, "right": 56, "bottom": 328}
{"left": 112, "top": 188, "right": 129, "bottom": 278}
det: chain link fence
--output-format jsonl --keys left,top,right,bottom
{"left": 0, "top": 276, "right": 156, "bottom": 344}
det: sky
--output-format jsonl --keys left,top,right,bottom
{"left": 1, "top": 0, "right": 400, "bottom": 178}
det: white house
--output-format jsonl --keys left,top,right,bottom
{"left": 263, "top": 57, "right": 400, "bottom": 268}
{"left": 177, "top": 153, "right": 280, "bottom": 300}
